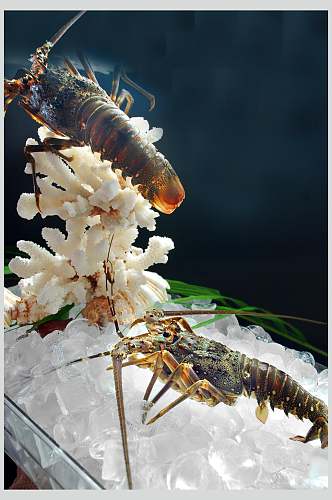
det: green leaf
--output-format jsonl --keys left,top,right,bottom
{"left": 4, "top": 265, "right": 13, "bottom": 275}
{"left": 166, "top": 278, "right": 326, "bottom": 358}
{"left": 27, "top": 304, "right": 74, "bottom": 333}
{"left": 171, "top": 294, "right": 223, "bottom": 304}
{"left": 192, "top": 315, "right": 221, "bottom": 329}
{"left": 167, "top": 279, "right": 220, "bottom": 297}
{"left": 192, "top": 313, "right": 327, "bottom": 357}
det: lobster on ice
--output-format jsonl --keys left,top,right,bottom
{"left": 56, "top": 309, "right": 328, "bottom": 489}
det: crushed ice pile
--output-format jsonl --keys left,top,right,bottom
{"left": 4, "top": 301, "right": 328, "bottom": 490}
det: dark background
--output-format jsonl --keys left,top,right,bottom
{"left": 3, "top": 10, "right": 328, "bottom": 488}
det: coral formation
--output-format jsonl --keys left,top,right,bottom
{"left": 6, "top": 119, "right": 174, "bottom": 326}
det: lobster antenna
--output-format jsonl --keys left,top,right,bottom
{"left": 49, "top": 11, "right": 87, "bottom": 47}
{"left": 31, "top": 11, "right": 87, "bottom": 75}
{"left": 112, "top": 355, "right": 133, "bottom": 489}
{"left": 162, "top": 309, "right": 326, "bottom": 326}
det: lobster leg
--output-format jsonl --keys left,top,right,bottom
{"left": 166, "top": 317, "right": 195, "bottom": 333}
{"left": 64, "top": 57, "right": 82, "bottom": 78}
{"left": 111, "top": 65, "right": 121, "bottom": 102}
{"left": 109, "top": 65, "right": 155, "bottom": 111}
{"left": 143, "top": 351, "right": 165, "bottom": 402}
{"left": 116, "top": 89, "right": 134, "bottom": 115}
{"left": 290, "top": 416, "right": 328, "bottom": 449}
{"left": 142, "top": 351, "right": 231, "bottom": 425}
{"left": 120, "top": 68, "right": 155, "bottom": 111}
{"left": 24, "top": 137, "right": 82, "bottom": 211}
{"left": 77, "top": 52, "right": 99, "bottom": 85}
{"left": 146, "top": 378, "right": 227, "bottom": 426}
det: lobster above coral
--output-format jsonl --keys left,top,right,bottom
{"left": 4, "top": 11, "right": 185, "bottom": 215}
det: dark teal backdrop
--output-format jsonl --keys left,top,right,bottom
{"left": 5, "top": 11, "right": 327, "bottom": 360}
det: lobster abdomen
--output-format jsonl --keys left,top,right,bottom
{"left": 240, "top": 354, "right": 327, "bottom": 424}
{"left": 75, "top": 95, "right": 185, "bottom": 213}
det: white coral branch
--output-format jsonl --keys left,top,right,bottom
{"left": 127, "top": 236, "right": 175, "bottom": 271}
{"left": 8, "top": 122, "right": 175, "bottom": 326}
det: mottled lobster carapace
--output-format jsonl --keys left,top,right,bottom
{"left": 4, "top": 11, "right": 185, "bottom": 214}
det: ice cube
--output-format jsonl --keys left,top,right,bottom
{"left": 55, "top": 377, "right": 101, "bottom": 415}
{"left": 135, "top": 463, "right": 168, "bottom": 489}
{"left": 42, "top": 329, "right": 65, "bottom": 349}
{"left": 246, "top": 325, "right": 272, "bottom": 343}
{"left": 154, "top": 398, "right": 192, "bottom": 432}
{"left": 195, "top": 404, "right": 244, "bottom": 440}
{"left": 145, "top": 431, "right": 187, "bottom": 464}
{"left": 258, "top": 341, "right": 285, "bottom": 357}
{"left": 235, "top": 398, "right": 262, "bottom": 432}
{"left": 285, "top": 347, "right": 298, "bottom": 361}
{"left": 214, "top": 314, "right": 239, "bottom": 335}
{"left": 89, "top": 437, "right": 107, "bottom": 460}
{"left": 318, "top": 368, "right": 328, "bottom": 385}
{"left": 208, "top": 437, "right": 261, "bottom": 488}
{"left": 7, "top": 331, "right": 47, "bottom": 372}
{"left": 54, "top": 408, "right": 92, "bottom": 453}
{"left": 273, "top": 468, "right": 309, "bottom": 489}
{"left": 306, "top": 448, "right": 328, "bottom": 488}
{"left": 102, "top": 435, "right": 138, "bottom": 482}
{"left": 315, "top": 383, "right": 328, "bottom": 404}
{"left": 296, "top": 351, "right": 315, "bottom": 366}
{"left": 63, "top": 318, "right": 100, "bottom": 340}
{"left": 25, "top": 392, "right": 61, "bottom": 433}
{"left": 167, "top": 451, "right": 221, "bottom": 490}
{"left": 283, "top": 440, "right": 310, "bottom": 473}
{"left": 4, "top": 324, "right": 31, "bottom": 350}
{"left": 85, "top": 352, "right": 114, "bottom": 395}
{"left": 224, "top": 339, "right": 256, "bottom": 358}
{"left": 239, "top": 429, "right": 283, "bottom": 453}
{"left": 54, "top": 419, "right": 77, "bottom": 452}
{"left": 315, "top": 369, "right": 328, "bottom": 403}
{"left": 227, "top": 325, "right": 247, "bottom": 341}
{"left": 261, "top": 443, "right": 305, "bottom": 474}
{"left": 179, "top": 422, "right": 213, "bottom": 451}
{"left": 58, "top": 336, "right": 90, "bottom": 362}
{"left": 161, "top": 302, "right": 187, "bottom": 312}
{"left": 287, "top": 359, "right": 318, "bottom": 392}
{"left": 88, "top": 398, "right": 118, "bottom": 441}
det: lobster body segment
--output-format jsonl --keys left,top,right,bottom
{"left": 5, "top": 12, "right": 185, "bottom": 214}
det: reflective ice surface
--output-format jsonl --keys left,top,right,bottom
{"left": 4, "top": 306, "right": 328, "bottom": 490}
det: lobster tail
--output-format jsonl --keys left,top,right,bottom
{"left": 75, "top": 96, "right": 185, "bottom": 214}
{"left": 240, "top": 354, "right": 328, "bottom": 448}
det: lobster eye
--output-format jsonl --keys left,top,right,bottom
{"left": 163, "top": 331, "right": 172, "bottom": 339}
